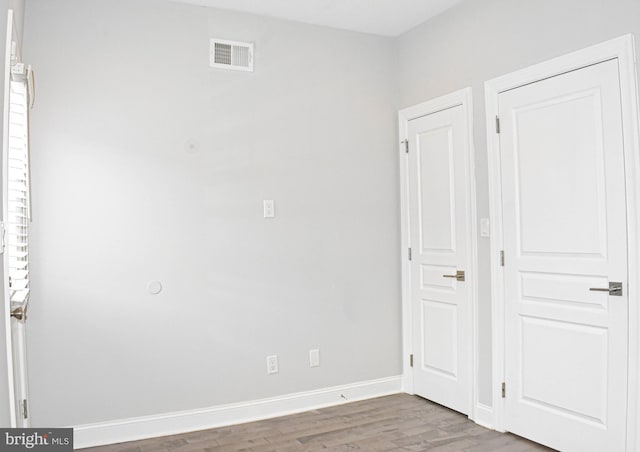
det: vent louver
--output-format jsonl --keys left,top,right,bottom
{"left": 210, "top": 39, "right": 253, "bottom": 72}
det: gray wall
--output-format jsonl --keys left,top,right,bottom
{"left": 23, "top": 0, "right": 401, "bottom": 426}
{"left": 396, "top": 0, "right": 640, "bottom": 405}
{"left": 0, "top": 0, "right": 25, "bottom": 428}
{"left": 20, "top": 0, "right": 640, "bottom": 428}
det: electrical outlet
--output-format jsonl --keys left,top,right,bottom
{"left": 309, "top": 349, "right": 320, "bottom": 367}
{"left": 263, "top": 200, "right": 275, "bottom": 218}
{"left": 266, "top": 355, "right": 278, "bottom": 374}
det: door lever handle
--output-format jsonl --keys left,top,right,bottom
{"left": 10, "top": 305, "right": 26, "bottom": 321}
{"left": 589, "top": 282, "right": 622, "bottom": 296}
{"left": 442, "top": 270, "right": 465, "bottom": 282}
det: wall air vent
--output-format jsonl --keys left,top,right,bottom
{"left": 210, "top": 38, "right": 254, "bottom": 72}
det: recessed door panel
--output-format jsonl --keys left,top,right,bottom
{"left": 420, "top": 264, "right": 456, "bottom": 292}
{"left": 515, "top": 92, "right": 607, "bottom": 257}
{"left": 520, "top": 272, "right": 609, "bottom": 310}
{"left": 417, "top": 127, "right": 455, "bottom": 254}
{"left": 421, "top": 299, "right": 457, "bottom": 378}
{"left": 520, "top": 316, "right": 608, "bottom": 423}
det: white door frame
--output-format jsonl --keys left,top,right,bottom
{"left": 2, "top": 8, "right": 17, "bottom": 427}
{"left": 398, "top": 87, "right": 480, "bottom": 420}
{"left": 484, "top": 34, "right": 640, "bottom": 450}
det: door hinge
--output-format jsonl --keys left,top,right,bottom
{"left": 408, "top": 248, "right": 412, "bottom": 261}
{"left": 495, "top": 116, "right": 501, "bottom": 134}
{"left": 410, "top": 354, "right": 414, "bottom": 367}
{"left": 21, "top": 399, "right": 28, "bottom": 419}
{"left": 501, "top": 382, "right": 506, "bottom": 398}
{"left": 500, "top": 250, "right": 505, "bottom": 267}
{"left": 401, "top": 139, "right": 409, "bottom": 154}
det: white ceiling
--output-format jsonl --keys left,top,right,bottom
{"left": 170, "top": 0, "right": 464, "bottom": 37}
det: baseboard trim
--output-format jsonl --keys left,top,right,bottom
{"left": 73, "top": 375, "right": 403, "bottom": 449}
{"left": 472, "top": 402, "right": 494, "bottom": 429}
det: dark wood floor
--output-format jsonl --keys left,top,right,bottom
{"left": 83, "top": 394, "right": 552, "bottom": 451}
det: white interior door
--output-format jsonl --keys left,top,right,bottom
{"left": 407, "top": 104, "right": 471, "bottom": 414}
{"left": 2, "top": 9, "right": 30, "bottom": 428}
{"left": 498, "top": 59, "right": 628, "bottom": 452}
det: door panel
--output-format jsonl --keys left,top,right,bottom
{"left": 408, "top": 105, "right": 470, "bottom": 414}
{"left": 499, "top": 59, "right": 627, "bottom": 452}
{"left": 417, "top": 126, "right": 456, "bottom": 253}
{"left": 421, "top": 299, "right": 457, "bottom": 377}
{"left": 515, "top": 92, "right": 607, "bottom": 257}
{"left": 520, "top": 317, "right": 608, "bottom": 423}
{"left": 420, "top": 264, "right": 457, "bottom": 292}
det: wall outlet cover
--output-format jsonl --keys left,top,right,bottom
{"left": 263, "top": 200, "right": 275, "bottom": 218}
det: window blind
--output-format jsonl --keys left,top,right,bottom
{"left": 6, "top": 79, "right": 29, "bottom": 310}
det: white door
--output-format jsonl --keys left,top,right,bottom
{"left": 407, "top": 104, "right": 471, "bottom": 414}
{"left": 2, "top": 10, "right": 31, "bottom": 427}
{"left": 498, "top": 59, "right": 627, "bottom": 451}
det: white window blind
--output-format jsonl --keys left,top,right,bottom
{"left": 6, "top": 78, "right": 30, "bottom": 310}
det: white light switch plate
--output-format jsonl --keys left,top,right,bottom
{"left": 309, "top": 349, "right": 320, "bottom": 367}
{"left": 266, "top": 355, "right": 278, "bottom": 374}
{"left": 480, "top": 218, "right": 490, "bottom": 237}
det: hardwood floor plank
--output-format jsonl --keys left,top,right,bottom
{"left": 82, "top": 394, "right": 553, "bottom": 451}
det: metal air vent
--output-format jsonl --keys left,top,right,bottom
{"left": 210, "top": 38, "right": 254, "bottom": 72}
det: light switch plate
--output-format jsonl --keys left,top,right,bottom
{"left": 309, "top": 349, "right": 320, "bottom": 367}
{"left": 266, "top": 355, "right": 278, "bottom": 374}
{"left": 480, "top": 218, "right": 490, "bottom": 237}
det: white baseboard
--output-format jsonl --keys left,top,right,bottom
{"left": 73, "top": 375, "right": 403, "bottom": 449}
{"left": 472, "top": 402, "right": 494, "bottom": 429}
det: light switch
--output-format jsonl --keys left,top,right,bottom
{"left": 309, "top": 349, "right": 320, "bottom": 367}
{"left": 480, "top": 218, "right": 490, "bottom": 237}
{"left": 263, "top": 200, "right": 275, "bottom": 218}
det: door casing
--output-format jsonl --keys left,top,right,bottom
{"left": 398, "top": 87, "right": 480, "bottom": 422}
{"left": 2, "top": 9, "right": 17, "bottom": 427}
{"left": 484, "top": 34, "right": 640, "bottom": 451}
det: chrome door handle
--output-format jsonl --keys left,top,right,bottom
{"left": 589, "top": 282, "right": 622, "bottom": 296}
{"left": 10, "top": 305, "right": 26, "bottom": 321}
{"left": 442, "top": 270, "right": 465, "bottom": 282}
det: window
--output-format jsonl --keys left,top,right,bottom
{"left": 6, "top": 64, "right": 31, "bottom": 317}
